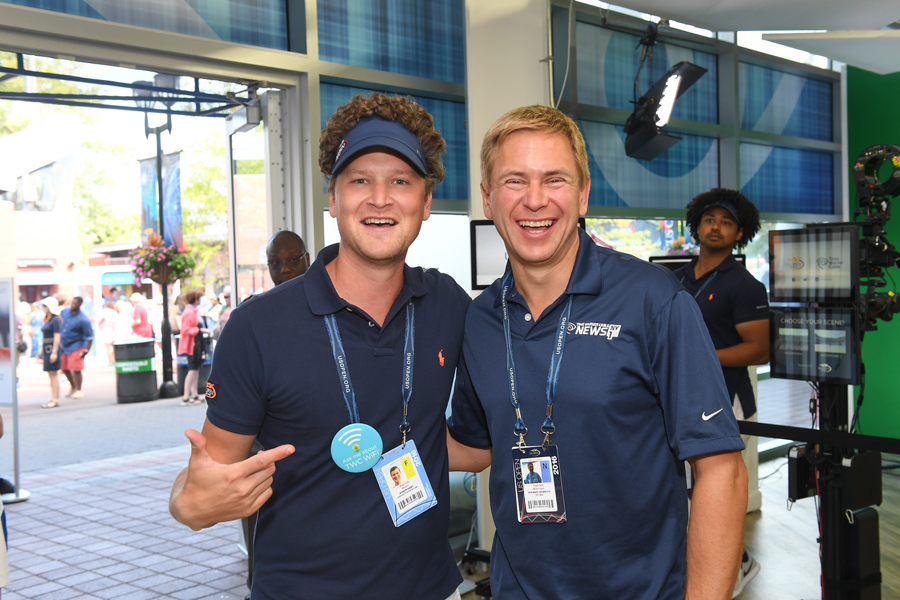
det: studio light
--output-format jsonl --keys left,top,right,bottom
{"left": 623, "top": 61, "right": 707, "bottom": 161}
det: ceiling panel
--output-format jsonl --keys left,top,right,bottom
{"left": 763, "top": 31, "right": 900, "bottom": 75}
{"left": 608, "top": 0, "right": 900, "bottom": 32}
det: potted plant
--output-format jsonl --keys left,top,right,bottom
{"left": 129, "top": 234, "right": 197, "bottom": 286}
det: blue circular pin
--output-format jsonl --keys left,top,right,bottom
{"left": 331, "top": 423, "right": 383, "bottom": 473}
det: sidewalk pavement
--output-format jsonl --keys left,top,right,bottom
{"left": 3, "top": 447, "right": 249, "bottom": 600}
{"left": 2, "top": 357, "right": 249, "bottom": 599}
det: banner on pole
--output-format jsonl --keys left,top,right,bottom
{"left": 139, "top": 151, "right": 184, "bottom": 252}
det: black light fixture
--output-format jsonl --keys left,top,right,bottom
{"left": 620, "top": 22, "right": 707, "bottom": 161}
{"left": 623, "top": 61, "right": 707, "bottom": 161}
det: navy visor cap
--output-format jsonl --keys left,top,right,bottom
{"left": 703, "top": 201, "right": 741, "bottom": 226}
{"left": 331, "top": 116, "right": 428, "bottom": 177}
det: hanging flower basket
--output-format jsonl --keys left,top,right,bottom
{"left": 129, "top": 234, "right": 196, "bottom": 286}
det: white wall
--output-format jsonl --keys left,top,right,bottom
{"left": 465, "top": 0, "right": 551, "bottom": 219}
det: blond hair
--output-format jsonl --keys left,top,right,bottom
{"left": 481, "top": 105, "right": 589, "bottom": 190}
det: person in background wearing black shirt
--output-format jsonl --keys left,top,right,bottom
{"left": 674, "top": 188, "right": 769, "bottom": 598}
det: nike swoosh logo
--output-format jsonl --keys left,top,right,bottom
{"left": 702, "top": 408, "right": 724, "bottom": 421}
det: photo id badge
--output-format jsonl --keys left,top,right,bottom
{"left": 511, "top": 445, "right": 566, "bottom": 523}
{"left": 374, "top": 440, "right": 437, "bottom": 527}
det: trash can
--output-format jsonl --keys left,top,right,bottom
{"left": 176, "top": 333, "right": 213, "bottom": 396}
{"left": 113, "top": 339, "right": 158, "bottom": 403}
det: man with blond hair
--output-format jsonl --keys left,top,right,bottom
{"left": 448, "top": 105, "right": 748, "bottom": 599}
{"left": 170, "top": 93, "right": 468, "bottom": 600}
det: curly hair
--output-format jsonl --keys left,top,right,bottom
{"left": 685, "top": 188, "right": 761, "bottom": 250}
{"left": 481, "top": 105, "right": 589, "bottom": 190}
{"left": 318, "top": 93, "right": 446, "bottom": 194}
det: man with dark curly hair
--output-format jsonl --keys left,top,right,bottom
{"left": 674, "top": 187, "right": 769, "bottom": 598}
{"left": 170, "top": 93, "right": 468, "bottom": 600}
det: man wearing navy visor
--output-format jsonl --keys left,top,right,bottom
{"left": 170, "top": 93, "right": 469, "bottom": 600}
{"left": 447, "top": 105, "right": 748, "bottom": 599}
{"left": 675, "top": 188, "right": 769, "bottom": 598}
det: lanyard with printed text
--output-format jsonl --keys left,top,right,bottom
{"left": 500, "top": 270, "right": 573, "bottom": 451}
{"left": 325, "top": 302, "right": 415, "bottom": 473}
{"left": 324, "top": 301, "right": 415, "bottom": 440}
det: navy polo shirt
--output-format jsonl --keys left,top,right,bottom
{"left": 449, "top": 229, "right": 743, "bottom": 600}
{"left": 59, "top": 308, "right": 93, "bottom": 355}
{"left": 674, "top": 255, "right": 769, "bottom": 417}
{"left": 207, "top": 243, "right": 469, "bottom": 600}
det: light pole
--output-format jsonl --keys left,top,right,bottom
{"left": 133, "top": 75, "right": 180, "bottom": 398}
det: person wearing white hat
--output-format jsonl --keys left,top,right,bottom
{"left": 38, "top": 297, "right": 63, "bottom": 408}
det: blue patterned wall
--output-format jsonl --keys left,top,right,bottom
{"left": 320, "top": 83, "right": 468, "bottom": 201}
{"left": 740, "top": 143, "right": 832, "bottom": 213}
{"left": 740, "top": 62, "right": 833, "bottom": 142}
{"left": 318, "top": 0, "right": 464, "bottom": 83}
{"left": 581, "top": 120, "right": 719, "bottom": 208}
{"left": 1, "top": 0, "right": 288, "bottom": 49}
{"left": 576, "top": 22, "right": 718, "bottom": 123}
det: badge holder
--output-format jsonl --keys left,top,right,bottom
{"left": 511, "top": 443, "right": 566, "bottom": 523}
{"left": 374, "top": 440, "right": 437, "bottom": 527}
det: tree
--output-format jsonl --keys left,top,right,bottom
{"left": 72, "top": 142, "right": 141, "bottom": 255}
{"left": 0, "top": 51, "right": 98, "bottom": 138}
{"left": 180, "top": 131, "right": 228, "bottom": 291}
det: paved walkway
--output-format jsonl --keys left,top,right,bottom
{"left": 3, "top": 447, "right": 249, "bottom": 600}
{"left": 1, "top": 357, "right": 249, "bottom": 599}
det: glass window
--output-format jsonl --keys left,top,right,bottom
{"left": 576, "top": 22, "right": 718, "bottom": 124}
{"left": 740, "top": 62, "right": 833, "bottom": 142}
{"left": 319, "top": 83, "right": 468, "bottom": 201}
{"left": 1, "top": 0, "right": 288, "bottom": 50}
{"left": 740, "top": 143, "right": 833, "bottom": 214}
{"left": 581, "top": 120, "right": 718, "bottom": 209}
{"left": 318, "top": 0, "right": 464, "bottom": 83}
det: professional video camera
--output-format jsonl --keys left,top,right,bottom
{"left": 853, "top": 144, "right": 900, "bottom": 329}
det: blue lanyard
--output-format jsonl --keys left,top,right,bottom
{"left": 680, "top": 270, "right": 718, "bottom": 300}
{"left": 324, "top": 302, "right": 415, "bottom": 444}
{"left": 500, "top": 271, "right": 573, "bottom": 450}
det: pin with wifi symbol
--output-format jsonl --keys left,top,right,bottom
{"left": 330, "top": 423, "right": 384, "bottom": 473}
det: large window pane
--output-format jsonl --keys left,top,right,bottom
{"left": 320, "top": 83, "right": 468, "bottom": 201}
{"left": 576, "top": 22, "right": 718, "bottom": 124}
{"left": 318, "top": 0, "right": 464, "bottom": 83}
{"left": 581, "top": 120, "right": 718, "bottom": 209}
{"left": 1, "top": 0, "right": 287, "bottom": 50}
{"left": 740, "top": 143, "right": 833, "bottom": 214}
{"left": 740, "top": 62, "right": 833, "bottom": 142}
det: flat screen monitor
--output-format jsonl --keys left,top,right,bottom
{"left": 769, "top": 307, "right": 859, "bottom": 385}
{"left": 769, "top": 226, "right": 858, "bottom": 303}
{"left": 470, "top": 219, "right": 585, "bottom": 290}
{"left": 648, "top": 254, "right": 745, "bottom": 272}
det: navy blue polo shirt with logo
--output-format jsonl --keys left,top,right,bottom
{"left": 206, "top": 243, "right": 468, "bottom": 600}
{"left": 674, "top": 255, "right": 769, "bottom": 418}
{"left": 449, "top": 228, "right": 743, "bottom": 600}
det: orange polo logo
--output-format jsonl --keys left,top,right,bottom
{"left": 438, "top": 350, "right": 445, "bottom": 367}
{"left": 708, "top": 293, "right": 714, "bottom": 301}
{"left": 205, "top": 382, "right": 217, "bottom": 399}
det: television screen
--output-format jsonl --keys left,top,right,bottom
{"left": 769, "top": 226, "right": 858, "bottom": 303}
{"left": 470, "top": 219, "right": 585, "bottom": 290}
{"left": 769, "top": 307, "right": 859, "bottom": 385}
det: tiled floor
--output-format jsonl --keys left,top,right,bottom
{"left": 2, "top": 447, "right": 249, "bottom": 600}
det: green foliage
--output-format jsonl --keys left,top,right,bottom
{"left": 72, "top": 140, "right": 140, "bottom": 257}
{"left": 180, "top": 132, "right": 228, "bottom": 290}
{"left": 0, "top": 53, "right": 99, "bottom": 137}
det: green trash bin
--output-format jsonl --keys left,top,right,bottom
{"left": 114, "top": 339, "right": 158, "bottom": 403}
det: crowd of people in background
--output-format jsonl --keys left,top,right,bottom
{"left": 13, "top": 283, "right": 234, "bottom": 407}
